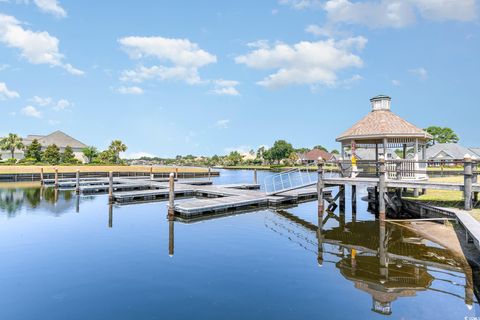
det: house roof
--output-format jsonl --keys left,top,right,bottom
{"left": 336, "top": 97, "right": 432, "bottom": 142}
{"left": 299, "top": 149, "right": 333, "bottom": 161}
{"left": 426, "top": 143, "right": 480, "bottom": 160}
{"left": 24, "top": 131, "right": 87, "bottom": 149}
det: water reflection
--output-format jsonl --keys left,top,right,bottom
{"left": 0, "top": 185, "right": 91, "bottom": 217}
{"left": 267, "top": 209, "right": 476, "bottom": 316}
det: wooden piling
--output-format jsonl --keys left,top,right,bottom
{"left": 54, "top": 167, "right": 59, "bottom": 189}
{"left": 208, "top": 167, "right": 211, "bottom": 181}
{"left": 40, "top": 167, "right": 44, "bottom": 185}
{"left": 351, "top": 185, "right": 357, "bottom": 216}
{"left": 253, "top": 169, "right": 257, "bottom": 185}
{"left": 150, "top": 166, "right": 154, "bottom": 180}
{"left": 317, "top": 157, "right": 325, "bottom": 214}
{"left": 339, "top": 185, "right": 346, "bottom": 213}
{"left": 378, "top": 156, "right": 386, "bottom": 220}
{"left": 168, "top": 172, "right": 175, "bottom": 217}
{"left": 75, "top": 169, "right": 80, "bottom": 195}
{"left": 464, "top": 155, "right": 473, "bottom": 211}
{"left": 175, "top": 167, "right": 179, "bottom": 179}
{"left": 108, "top": 171, "right": 113, "bottom": 202}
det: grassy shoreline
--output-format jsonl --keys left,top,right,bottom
{"left": 0, "top": 165, "right": 208, "bottom": 174}
{"left": 403, "top": 176, "right": 480, "bottom": 218}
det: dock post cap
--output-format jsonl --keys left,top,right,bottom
{"left": 464, "top": 154, "right": 472, "bottom": 161}
{"left": 169, "top": 172, "right": 175, "bottom": 178}
{"left": 317, "top": 156, "right": 324, "bottom": 162}
{"left": 378, "top": 155, "right": 385, "bottom": 162}
{"left": 76, "top": 168, "right": 80, "bottom": 172}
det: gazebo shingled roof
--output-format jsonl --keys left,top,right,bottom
{"left": 336, "top": 95, "right": 432, "bottom": 143}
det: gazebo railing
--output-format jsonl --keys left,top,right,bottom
{"left": 329, "top": 160, "right": 428, "bottom": 180}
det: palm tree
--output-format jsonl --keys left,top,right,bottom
{"left": 0, "top": 133, "right": 24, "bottom": 159}
{"left": 82, "top": 146, "right": 98, "bottom": 163}
{"left": 108, "top": 140, "right": 127, "bottom": 164}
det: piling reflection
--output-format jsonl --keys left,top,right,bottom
{"left": 266, "top": 208, "right": 477, "bottom": 316}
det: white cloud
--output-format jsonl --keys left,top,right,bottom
{"left": 0, "top": 82, "right": 20, "bottom": 99}
{"left": 33, "top": 0, "right": 67, "bottom": 18}
{"left": 117, "top": 86, "right": 144, "bottom": 95}
{"left": 53, "top": 98, "right": 71, "bottom": 111}
{"left": 235, "top": 37, "right": 365, "bottom": 88}
{"left": 392, "top": 79, "right": 401, "bottom": 86}
{"left": 120, "top": 65, "right": 202, "bottom": 84}
{"left": 119, "top": 36, "right": 216, "bottom": 85}
{"left": 30, "top": 95, "right": 52, "bottom": 106}
{"left": 323, "top": 0, "right": 476, "bottom": 28}
{"left": 21, "top": 105, "right": 42, "bottom": 118}
{"left": 209, "top": 79, "right": 240, "bottom": 96}
{"left": 215, "top": 119, "right": 230, "bottom": 129}
{"left": 124, "top": 151, "right": 156, "bottom": 159}
{"left": 410, "top": 67, "right": 428, "bottom": 80}
{"left": 279, "top": 0, "right": 322, "bottom": 10}
{"left": 0, "top": 14, "right": 83, "bottom": 75}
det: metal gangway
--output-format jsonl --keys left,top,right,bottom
{"left": 264, "top": 164, "right": 337, "bottom": 195}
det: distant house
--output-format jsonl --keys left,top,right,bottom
{"left": 345, "top": 148, "right": 400, "bottom": 161}
{"left": 297, "top": 149, "right": 335, "bottom": 164}
{"left": 425, "top": 143, "right": 480, "bottom": 165}
{"left": 0, "top": 130, "right": 88, "bottom": 163}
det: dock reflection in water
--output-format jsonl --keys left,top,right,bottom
{"left": 266, "top": 208, "right": 475, "bottom": 316}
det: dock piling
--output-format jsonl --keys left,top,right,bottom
{"left": 464, "top": 155, "right": 473, "bottom": 211}
{"left": 75, "top": 169, "right": 80, "bottom": 195}
{"left": 40, "top": 168, "right": 44, "bottom": 185}
{"left": 351, "top": 185, "right": 357, "bottom": 216}
{"left": 150, "top": 166, "right": 154, "bottom": 180}
{"left": 253, "top": 169, "right": 257, "bottom": 185}
{"left": 54, "top": 167, "right": 59, "bottom": 189}
{"left": 208, "top": 166, "right": 211, "bottom": 181}
{"left": 108, "top": 171, "right": 113, "bottom": 202}
{"left": 317, "top": 157, "right": 325, "bottom": 214}
{"left": 168, "top": 172, "right": 175, "bottom": 217}
{"left": 378, "top": 156, "right": 386, "bottom": 220}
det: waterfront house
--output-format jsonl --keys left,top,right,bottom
{"left": 0, "top": 130, "right": 88, "bottom": 163}
{"left": 297, "top": 149, "right": 335, "bottom": 164}
{"left": 425, "top": 143, "right": 480, "bottom": 166}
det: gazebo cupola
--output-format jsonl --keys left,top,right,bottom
{"left": 336, "top": 95, "right": 432, "bottom": 179}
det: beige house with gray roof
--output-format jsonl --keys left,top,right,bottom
{"left": 0, "top": 131, "right": 88, "bottom": 163}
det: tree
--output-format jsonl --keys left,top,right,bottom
{"left": 108, "top": 140, "right": 127, "bottom": 164}
{"left": 269, "top": 140, "right": 294, "bottom": 163}
{"left": 288, "top": 152, "right": 299, "bottom": 165}
{"left": 24, "top": 139, "right": 43, "bottom": 162}
{"left": 82, "top": 146, "right": 98, "bottom": 163}
{"left": 61, "top": 146, "right": 76, "bottom": 164}
{"left": 98, "top": 149, "right": 115, "bottom": 164}
{"left": 256, "top": 146, "right": 266, "bottom": 160}
{"left": 312, "top": 145, "right": 328, "bottom": 152}
{"left": 0, "top": 133, "right": 24, "bottom": 159}
{"left": 43, "top": 144, "right": 61, "bottom": 165}
{"left": 295, "top": 147, "right": 310, "bottom": 154}
{"left": 331, "top": 149, "right": 340, "bottom": 154}
{"left": 424, "top": 126, "right": 459, "bottom": 146}
{"left": 226, "top": 151, "right": 243, "bottom": 166}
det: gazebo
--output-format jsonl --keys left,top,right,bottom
{"left": 336, "top": 95, "right": 432, "bottom": 180}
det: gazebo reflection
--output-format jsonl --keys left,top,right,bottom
{"left": 336, "top": 251, "right": 433, "bottom": 315}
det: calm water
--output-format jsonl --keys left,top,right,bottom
{"left": 0, "top": 169, "right": 479, "bottom": 319}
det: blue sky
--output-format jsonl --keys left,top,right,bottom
{"left": 0, "top": 0, "right": 479, "bottom": 158}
